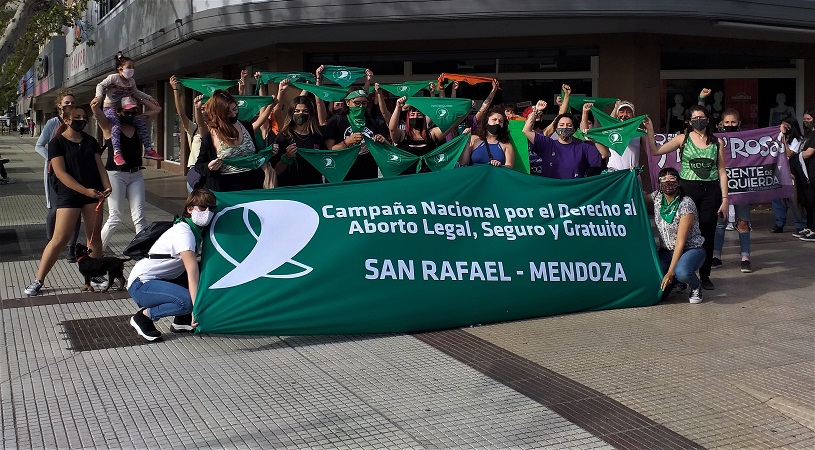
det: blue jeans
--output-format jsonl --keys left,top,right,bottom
{"left": 714, "top": 203, "right": 751, "bottom": 258}
{"left": 772, "top": 198, "right": 805, "bottom": 230}
{"left": 128, "top": 277, "right": 192, "bottom": 320}
{"left": 659, "top": 247, "right": 705, "bottom": 293}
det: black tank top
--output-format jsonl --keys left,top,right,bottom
{"left": 104, "top": 129, "right": 143, "bottom": 171}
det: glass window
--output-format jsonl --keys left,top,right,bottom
{"left": 164, "top": 83, "right": 181, "bottom": 163}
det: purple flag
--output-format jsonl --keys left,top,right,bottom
{"left": 647, "top": 127, "right": 794, "bottom": 205}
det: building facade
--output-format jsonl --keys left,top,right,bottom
{"left": 22, "top": 0, "right": 815, "bottom": 174}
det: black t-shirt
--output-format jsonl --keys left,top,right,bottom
{"left": 48, "top": 132, "right": 104, "bottom": 194}
{"left": 104, "top": 128, "right": 143, "bottom": 171}
{"left": 396, "top": 135, "right": 437, "bottom": 175}
{"left": 324, "top": 113, "right": 385, "bottom": 180}
{"left": 274, "top": 131, "right": 326, "bottom": 186}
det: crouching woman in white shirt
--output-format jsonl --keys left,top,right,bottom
{"left": 127, "top": 189, "right": 216, "bottom": 341}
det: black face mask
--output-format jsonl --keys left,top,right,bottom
{"left": 120, "top": 114, "right": 135, "bottom": 125}
{"left": 722, "top": 125, "right": 738, "bottom": 133}
{"left": 228, "top": 115, "right": 239, "bottom": 124}
{"left": 69, "top": 120, "right": 87, "bottom": 132}
{"left": 292, "top": 114, "right": 309, "bottom": 125}
{"left": 690, "top": 118, "right": 709, "bottom": 131}
{"left": 485, "top": 124, "right": 500, "bottom": 135}
{"left": 408, "top": 118, "right": 424, "bottom": 129}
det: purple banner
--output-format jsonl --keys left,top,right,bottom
{"left": 647, "top": 127, "right": 794, "bottom": 205}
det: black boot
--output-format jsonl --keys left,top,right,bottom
{"left": 66, "top": 245, "right": 77, "bottom": 263}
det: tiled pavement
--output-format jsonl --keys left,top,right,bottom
{"left": 1, "top": 133, "right": 813, "bottom": 449}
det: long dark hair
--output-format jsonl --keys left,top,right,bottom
{"left": 279, "top": 95, "right": 321, "bottom": 139}
{"left": 684, "top": 105, "right": 716, "bottom": 145}
{"left": 476, "top": 107, "right": 509, "bottom": 143}
{"left": 56, "top": 105, "right": 84, "bottom": 135}
{"left": 779, "top": 115, "right": 803, "bottom": 142}
{"left": 658, "top": 167, "right": 685, "bottom": 200}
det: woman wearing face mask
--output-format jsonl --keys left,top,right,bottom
{"left": 793, "top": 109, "right": 815, "bottom": 240}
{"left": 389, "top": 96, "right": 455, "bottom": 174}
{"left": 645, "top": 105, "right": 727, "bottom": 291}
{"left": 273, "top": 95, "right": 326, "bottom": 186}
{"left": 772, "top": 115, "right": 807, "bottom": 235}
{"left": 25, "top": 105, "right": 112, "bottom": 296}
{"left": 650, "top": 167, "right": 706, "bottom": 304}
{"left": 195, "top": 90, "right": 264, "bottom": 191}
{"left": 35, "top": 89, "right": 82, "bottom": 262}
{"left": 522, "top": 102, "right": 610, "bottom": 179}
{"left": 126, "top": 189, "right": 216, "bottom": 341}
{"left": 459, "top": 107, "right": 515, "bottom": 168}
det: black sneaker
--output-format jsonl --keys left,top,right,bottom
{"left": 711, "top": 257, "right": 722, "bottom": 269}
{"left": 170, "top": 314, "right": 194, "bottom": 333}
{"left": 701, "top": 277, "right": 715, "bottom": 290}
{"left": 66, "top": 245, "right": 77, "bottom": 263}
{"left": 740, "top": 260, "right": 753, "bottom": 273}
{"left": 130, "top": 309, "right": 162, "bottom": 341}
{"left": 770, "top": 225, "right": 783, "bottom": 233}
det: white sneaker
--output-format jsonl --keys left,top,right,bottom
{"left": 689, "top": 288, "right": 703, "bottom": 304}
{"left": 792, "top": 228, "right": 812, "bottom": 238}
{"left": 725, "top": 223, "right": 735, "bottom": 231}
{"left": 24, "top": 279, "right": 43, "bottom": 296}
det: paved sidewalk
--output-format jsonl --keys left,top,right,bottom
{"left": 1, "top": 133, "right": 813, "bottom": 449}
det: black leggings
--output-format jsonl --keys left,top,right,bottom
{"left": 680, "top": 179, "right": 722, "bottom": 279}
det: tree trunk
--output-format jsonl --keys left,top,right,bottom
{"left": 0, "top": 0, "right": 59, "bottom": 68}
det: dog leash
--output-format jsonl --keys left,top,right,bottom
{"left": 86, "top": 192, "right": 109, "bottom": 250}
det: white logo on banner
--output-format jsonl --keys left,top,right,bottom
{"left": 335, "top": 70, "right": 350, "bottom": 79}
{"left": 209, "top": 200, "right": 319, "bottom": 288}
{"left": 609, "top": 132, "right": 622, "bottom": 144}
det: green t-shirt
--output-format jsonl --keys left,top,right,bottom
{"left": 680, "top": 135, "right": 719, "bottom": 181}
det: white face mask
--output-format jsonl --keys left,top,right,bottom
{"left": 191, "top": 209, "right": 214, "bottom": 227}
{"left": 121, "top": 68, "right": 135, "bottom": 79}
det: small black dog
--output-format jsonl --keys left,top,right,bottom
{"left": 75, "top": 243, "right": 130, "bottom": 292}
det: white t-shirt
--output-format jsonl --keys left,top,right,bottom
{"left": 607, "top": 137, "right": 641, "bottom": 171}
{"left": 127, "top": 222, "right": 197, "bottom": 286}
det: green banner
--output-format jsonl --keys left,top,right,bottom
{"left": 296, "top": 147, "right": 360, "bottom": 184}
{"left": 507, "top": 121, "right": 531, "bottom": 174}
{"left": 201, "top": 95, "right": 274, "bottom": 121}
{"left": 178, "top": 77, "right": 238, "bottom": 95}
{"left": 590, "top": 106, "right": 621, "bottom": 129}
{"left": 378, "top": 81, "right": 438, "bottom": 97}
{"left": 290, "top": 82, "right": 349, "bottom": 102}
{"left": 321, "top": 65, "right": 367, "bottom": 87}
{"left": 406, "top": 97, "right": 472, "bottom": 132}
{"left": 220, "top": 145, "right": 275, "bottom": 170}
{"left": 256, "top": 71, "right": 316, "bottom": 86}
{"left": 193, "top": 167, "right": 662, "bottom": 335}
{"left": 565, "top": 90, "right": 617, "bottom": 112}
{"left": 347, "top": 106, "right": 367, "bottom": 133}
{"left": 586, "top": 115, "right": 646, "bottom": 156}
{"left": 366, "top": 134, "right": 469, "bottom": 176}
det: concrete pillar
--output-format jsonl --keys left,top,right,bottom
{"left": 805, "top": 58, "right": 814, "bottom": 112}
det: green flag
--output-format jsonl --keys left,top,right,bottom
{"left": 296, "top": 147, "right": 360, "bottom": 184}
{"left": 507, "top": 121, "right": 531, "bottom": 174}
{"left": 177, "top": 77, "right": 238, "bottom": 95}
{"left": 406, "top": 97, "right": 472, "bottom": 132}
{"left": 378, "top": 81, "right": 438, "bottom": 97}
{"left": 347, "top": 106, "right": 367, "bottom": 133}
{"left": 290, "top": 82, "right": 349, "bottom": 102}
{"left": 365, "top": 138, "right": 421, "bottom": 177}
{"left": 321, "top": 65, "right": 367, "bottom": 87}
{"left": 565, "top": 90, "right": 617, "bottom": 112}
{"left": 221, "top": 145, "right": 276, "bottom": 170}
{"left": 201, "top": 95, "right": 274, "bottom": 121}
{"left": 193, "top": 167, "right": 662, "bottom": 335}
{"left": 256, "top": 71, "right": 316, "bottom": 86}
{"left": 590, "top": 105, "right": 621, "bottom": 129}
{"left": 586, "top": 115, "right": 647, "bottom": 156}
{"left": 421, "top": 134, "right": 469, "bottom": 172}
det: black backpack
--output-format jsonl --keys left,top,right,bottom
{"left": 123, "top": 221, "right": 175, "bottom": 260}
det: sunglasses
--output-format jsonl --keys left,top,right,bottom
{"left": 192, "top": 204, "right": 216, "bottom": 211}
{"left": 351, "top": 101, "right": 368, "bottom": 107}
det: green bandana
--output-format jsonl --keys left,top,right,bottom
{"left": 378, "top": 81, "right": 439, "bottom": 97}
{"left": 220, "top": 144, "right": 276, "bottom": 170}
{"left": 564, "top": 90, "right": 617, "bottom": 112}
{"left": 256, "top": 71, "right": 316, "bottom": 87}
{"left": 421, "top": 134, "right": 469, "bottom": 172}
{"left": 659, "top": 194, "right": 681, "bottom": 223}
{"left": 296, "top": 147, "right": 360, "bottom": 183}
{"left": 507, "top": 120, "right": 531, "bottom": 174}
{"left": 405, "top": 97, "right": 472, "bottom": 132}
{"left": 174, "top": 217, "right": 202, "bottom": 250}
{"left": 365, "top": 135, "right": 469, "bottom": 176}
{"left": 290, "top": 82, "right": 350, "bottom": 102}
{"left": 585, "top": 115, "right": 646, "bottom": 156}
{"left": 201, "top": 95, "right": 274, "bottom": 121}
{"left": 321, "top": 65, "right": 367, "bottom": 87}
{"left": 590, "top": 105, "right": 621, "bottom": 129}
{"left": 347, "top": 106, "right": 367, "bottom": 133}
{"left": 177, "top": 77, "right": 238, "bottom": 95}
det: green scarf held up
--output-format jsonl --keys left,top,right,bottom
{"left": 177, "top": 77, "right": 238, "bottom": 95}
{"left": 659, "top": 194, "right": 681, "bottom": 224}
{"left": 378, "top": 81, "right": 439, "bottom": 97}
{"left": 296, "top": 147, "right": 360, "bottom": 183}
{"left": 220, "top": 144, "right": 276, "bottom": 170}
{"left": 405, "top": 97, "right": 472, "bottom": 132}
{"left": 507, "top": 120, "right": 531, "bottom": 174}
{"left": 365, "top": 135, "right": 469, "bottom": 176}
{"left": 585, "top": 115, "right": 646, "bottom": 156}
{"left": 321, "top": 65, "right": 367, "bottom": 87}
{"left": 290, "top": 82, "right": 350, "bottom": 102}
{"left": 564, "top": 89, "right": 617, "bottom": 112}
{"left": 590, "top": 105, "right": 621, "bottom": 129}
{"left": 174, "top": 217, "right": 202, "bottom": 250}
{"left": 420, "top": 134, "right": 469, "bottom": 172}
{"left": 256, "top": 71, "right": 316, "bottom": 87}
{"left": 201, "top": 95, "right": 275, "bottom": 121}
